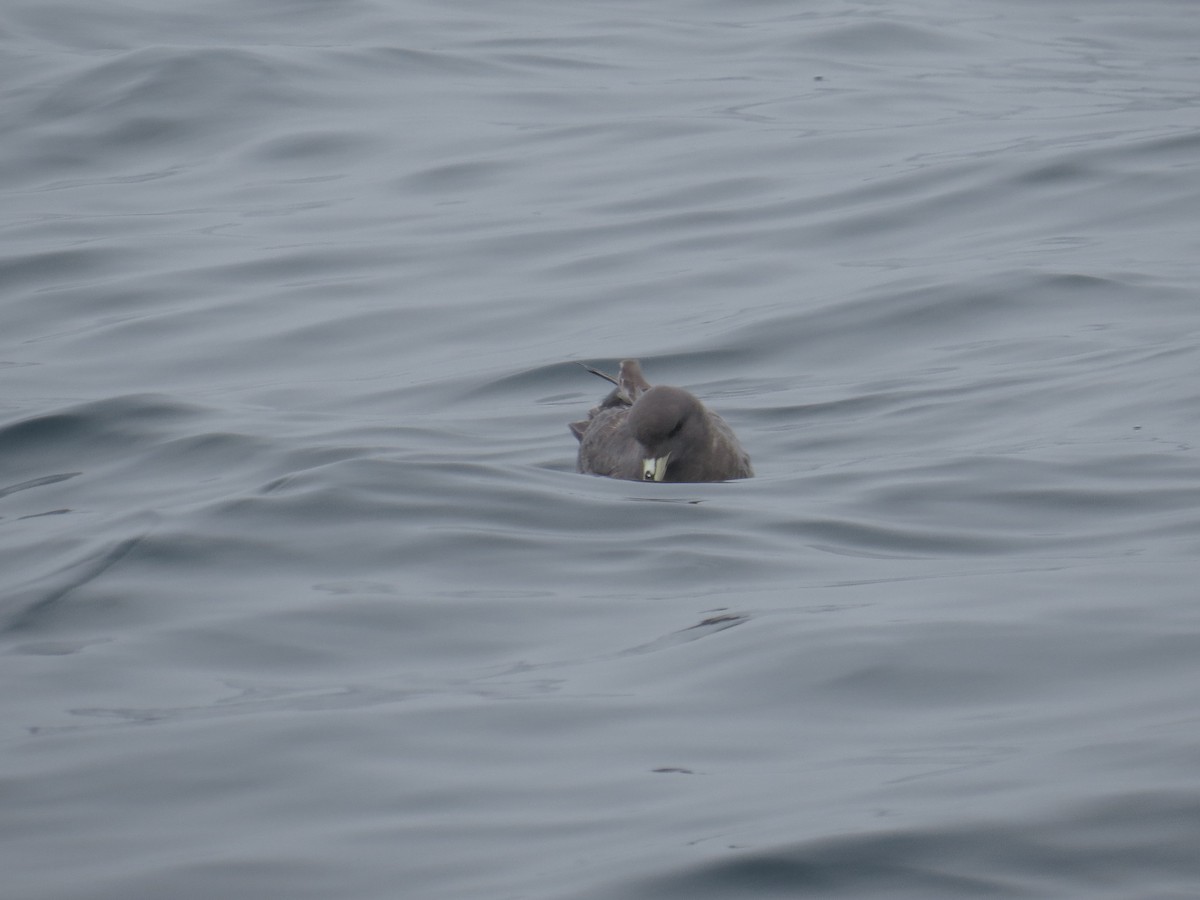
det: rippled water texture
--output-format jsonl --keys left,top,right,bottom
{"left": 3, "top": 2, "right": 1200, "bottom": 898}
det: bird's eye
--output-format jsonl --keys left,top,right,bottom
{"left": 643, "top": 471, "right": 655, "bottom": 481}
{"left": 668, "top": 421, "right": 683, "bottom": 438}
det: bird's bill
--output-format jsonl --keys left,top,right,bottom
{"left": 642, "top": 453, "right": 671, "bottom": 482}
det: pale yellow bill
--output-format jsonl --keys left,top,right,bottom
{"left": 642, "top": 453, "right": 671, "bottom": 482}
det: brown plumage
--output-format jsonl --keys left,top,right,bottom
{"left": 570, "top": 360, "right": 753, "bottom": 483}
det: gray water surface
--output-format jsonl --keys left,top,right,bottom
{"left": 3, "top": 2, "right": 1200, "bottom": 898}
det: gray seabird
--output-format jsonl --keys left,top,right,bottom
{"left": 569, "top": 359, "right": 753, "bottom": 483}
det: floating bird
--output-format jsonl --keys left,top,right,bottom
{"left": 570, "top": 359, "right": 753, "bottom": 482}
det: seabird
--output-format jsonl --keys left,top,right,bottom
{"left": 569, "top": 359, "right": 753, "bottom": 482}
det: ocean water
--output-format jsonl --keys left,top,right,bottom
{"left": 3, "top": 1, "right": 1200, "bottom": 898}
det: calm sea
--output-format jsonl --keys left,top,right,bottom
{"left": 3, "top": 1, "right": 1200, "bottom": 898}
